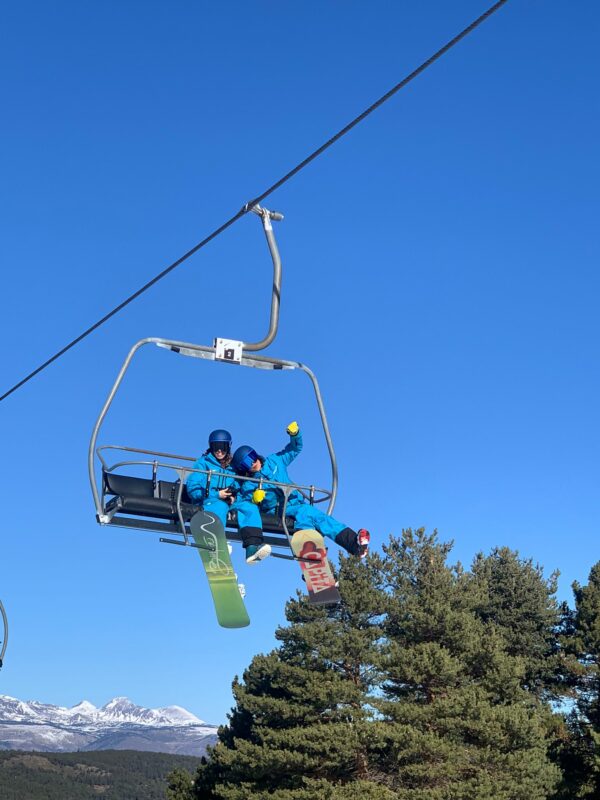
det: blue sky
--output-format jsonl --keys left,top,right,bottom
{"left": 1, "top": 0, "right": 598, "bottom": 725}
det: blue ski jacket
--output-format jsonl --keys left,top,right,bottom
{"left": 237, "top": 432, "right": 304, "bottom": 513}
{"left": 186, "top": 452, "right": 236, "bottom": 503}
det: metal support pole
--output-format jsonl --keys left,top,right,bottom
{"left": 0, "top": 599, "right": 7, "bottom": 669}
{"left": 242, "top": 205, "right": 284, "bottom": 352}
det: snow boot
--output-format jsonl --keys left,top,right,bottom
{"left": 357, "top": 529, "right": 370, "bottom": 559}
{"left": 335, "top": 527, "right": 370, "bottom": 558}
{"left": 239, "top": 525, "right": 271, "bottom": 564}
{"left": 245, "top": 543, "right": 272, "bottom": 564}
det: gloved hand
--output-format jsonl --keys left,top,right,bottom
{"left": 286, "top": 420, "right": 299, "bottom": 436}
{"left": 252, "top": 488, "right": 266, "bottom": 504}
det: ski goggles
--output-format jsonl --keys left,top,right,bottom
{"left": 238, "top": 448, "right": 259, "bottom": 473}
{"left": 210, "top": 441, "right": 230, "bottom": 455}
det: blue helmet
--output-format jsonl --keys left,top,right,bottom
{"left": 208, "top": 429, "right": 232, "bottom": 456}
{"left": 231, "top": 445, "right": 259, "bottom": 475}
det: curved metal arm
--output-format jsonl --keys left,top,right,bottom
{"left": 88, "top": 338, "right": 155, "bottom": 516}
{"left": 0, "top": 599, "right": 7, "bottom": 668}
{"left": 242, "top": 205, "right": 283, "bottom": 352}
{"left": 298, "top": 362, "right": 338, "bottom": 512}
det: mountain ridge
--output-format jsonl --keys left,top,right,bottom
{"left": 0, "top": 693, "right": 218, "bottom": 756}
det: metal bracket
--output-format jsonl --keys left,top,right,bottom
{"left": 160, "top": 537, "right": 216, "bottom": 552}
{"left": 214, "top": 337, "right": 243, "bottom": 364}
{"left": 271, "top": 551, "right": 320, "bottom": 563}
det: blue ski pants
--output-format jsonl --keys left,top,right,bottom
{"left": 286, "top": 501, "right": 347, "bottom": 542}
{"left": 204, "top": 497, "right": 262, "bottom": 531}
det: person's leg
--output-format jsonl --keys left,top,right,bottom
{"left": 202, "top": 497, "right": 230, "bottom": 528}
{"left": 334, "top": 526, "right": 370, "bottom": 557}
{"left": 292, "top": 504, "right": 369, "bottom": 557}
{"left": 292, "top": 504, "right": 344, "bottom": 540}
{"left": 234, "top": 499, "right": 271, "bottom": 564}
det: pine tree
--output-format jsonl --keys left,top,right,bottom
{"left": 470, "top": 547, "right": 562, "bottom": 699}
{"left": 166, "top": 767, "right": 195, "bottom": 800}
{"left": 556, "top": 561, "right": 600, "bottom": 798}
{"left": 171, "top": 530, "right": 562, "bottom": 800}
{"left": 373, "top": 529, "right": 561, "bottom": 799}
{"left": 191, "top": 555, "right": 391, "bottom": 799}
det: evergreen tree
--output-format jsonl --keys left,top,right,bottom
{"left": 374, "top": 529, "right": 560, "bottom": 799}
{"left": 191, "top": 554, "right": 389, "bottom": 799}
{"left": 167, "top": 767, "right": 195, "bottom": 800}
{"left": 555, "top": 561, "right": 600, "bottom": 798}
{"left": 470, "top": 547, "right": 562, "bottom": 699}
{"left": 169, "top": 530, "right": 562, "bottom": 799}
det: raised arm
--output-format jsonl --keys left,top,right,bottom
{"left": 277, "top": 421, "right": 303, "bottom": 467}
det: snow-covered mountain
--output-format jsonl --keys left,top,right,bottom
{"left": 0, "top": 694, "right": 218, "bottom": 756}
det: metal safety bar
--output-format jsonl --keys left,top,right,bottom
{"left": 99, "top": 449, "right": 331, "bottom": 501}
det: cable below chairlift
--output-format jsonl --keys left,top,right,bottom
{"left": 88, "top": 206, "right": 338, "bottom": 562}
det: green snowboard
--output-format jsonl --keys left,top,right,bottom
{"left": 190, "top": 510, "right": 250, "bottom": 629}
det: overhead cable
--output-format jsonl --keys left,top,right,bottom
{"left": 0, "top": 0, "right": 510, "bottom": 404}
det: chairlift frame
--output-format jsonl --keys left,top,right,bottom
{"left": 89, "top": 206, "right": 338, "bottom": 557}
{"left": 0, "top": 599, "right": 7, "bottom": 669}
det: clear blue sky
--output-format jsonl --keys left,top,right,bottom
{"left": 1, "top": 1, "right": 598, "bottom": 725}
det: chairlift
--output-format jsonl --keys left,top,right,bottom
{"left": 88, "top": 206, "right": 338, "bottom": 562}
{"left": 0, "top": 599, "right": 7, "bottom": 669}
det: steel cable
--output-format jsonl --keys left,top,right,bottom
{"left": 0, "top": 0, "right": 510, "bottom": 404}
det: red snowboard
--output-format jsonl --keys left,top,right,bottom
{"left": 291, "top": 529, "right": 341, "bottom": 606}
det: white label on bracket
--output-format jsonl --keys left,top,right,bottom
{"left": 214, "top": 337, "right": 243, "bottom": 364}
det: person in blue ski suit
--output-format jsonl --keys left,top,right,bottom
{"left": 186, "top": 429, "right": 271, "bottom": 564}
{"left": 230, "top": 422, "right": 370, "bottom": 557}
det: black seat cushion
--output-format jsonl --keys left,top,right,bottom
{"left": 104, "top": 473, "right": 198, "bottom": 521}
{"left": 103, "top": 471, "right": 293, "bottom": 533}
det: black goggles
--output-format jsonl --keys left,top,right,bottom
{"left": 210, "top": 441, "right": 230, "bottom": 455}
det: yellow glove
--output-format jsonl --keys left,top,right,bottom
{"left": 286, "top": 420, "right": 299, "bottom": 436}
{"left": 252, "top": 488, "right": 266, "bottom": 504}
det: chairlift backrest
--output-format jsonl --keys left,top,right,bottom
{"left": 103, "top": 472, "right": 154, "bottom": 499}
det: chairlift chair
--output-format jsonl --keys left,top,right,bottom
{"left": 88, "top": 206, "right": 338, "bottom": 561}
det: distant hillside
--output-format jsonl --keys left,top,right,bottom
{"left": 0, "top": 749, "right": 201, "bottom": 800}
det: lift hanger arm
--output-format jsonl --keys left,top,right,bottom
{"left": 242, "top": 205, "right": 283, "bottom": 353}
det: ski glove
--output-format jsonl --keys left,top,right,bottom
{"left": 286, "top": 421, "right": 299, "bottom": 436}
{"left": 252, "top": 488, "right": 266, "bottom": 504}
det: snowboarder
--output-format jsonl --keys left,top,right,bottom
{"left": 186, "top": 429, "right": 271, "bottom": 564}
{"left": 231, "top": 422, "right": 370, "bottom": 558}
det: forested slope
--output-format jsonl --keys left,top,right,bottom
{"left": 0, "top": 749, "right": 200, "bottom": 800}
